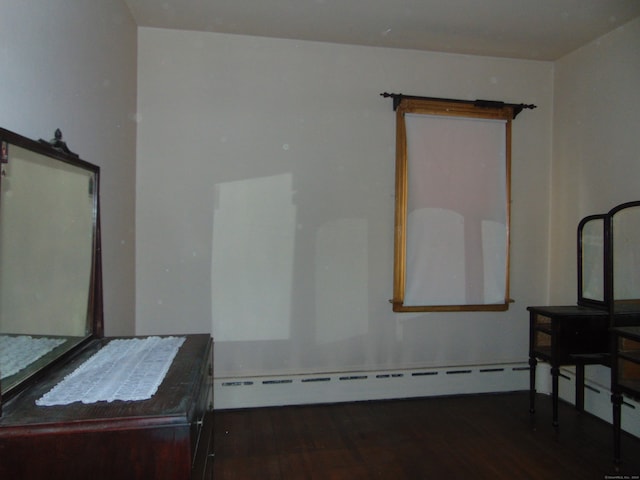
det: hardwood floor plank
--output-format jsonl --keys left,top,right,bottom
{"left": 213, "top": 392, "right": 640, "bottom": 479}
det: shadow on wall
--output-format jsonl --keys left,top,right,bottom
{"left": 211, "top": 172, "right": 369, "bottom": 345}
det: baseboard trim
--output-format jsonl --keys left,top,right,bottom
{"left": 214, "top": 362, "right": 530, "bottom": 410}
{"left": 213, "top": 361, "right": 639, "bottom": 440}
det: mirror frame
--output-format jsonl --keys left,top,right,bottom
{"left": 0, "top": 127, "right": 103, "bottom": 408}
{"left": 605, "top": 200, "right": 640, "bottom": 315}
{"left": 577, "top": 213, "right": 607, "bottom": 309}
{"left": 577, "top": 200, "right": 640, "bottom": 315}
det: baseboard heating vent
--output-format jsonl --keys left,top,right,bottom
{"left": 300, "top": 377, "right": 331, "bottom": 383}
{"left": 339, "top": 375, "right": 368, "bottom": 381}
{"left": 555, "top": 365, "right": 640, "bottom": 439}
{"left": 221, "top": 381, "right": 254, "bottom": 387}
{"left": 262, "top": 379, "right": 293, "bottom": 385}
{"left": 376, "top": 373, "right": 404, "bottom": 379}
{"left": 215, "top": 362, "right": 529, "bottom": 410}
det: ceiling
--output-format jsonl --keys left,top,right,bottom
{"left": 124, "top": 0, "right": 640, "bottom": 60}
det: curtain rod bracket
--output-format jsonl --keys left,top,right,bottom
{"left": 380, "top": 92, "right": 536, "bottom": 118}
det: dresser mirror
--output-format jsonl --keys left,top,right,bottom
{"left": 610, "top": 201, "right": 640, "bottom": 314}
{"left": 0, "top": 127, "right": 102, "bottom": 401}
{"left": 578, "top": 213, "right": 606, "bottom": 308}
{"left": 578, "top": 201, "right": 640, "bottom": 314}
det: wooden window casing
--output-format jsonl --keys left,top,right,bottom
{"left": 392, "top": 98, "right": 515, "bottom": 312}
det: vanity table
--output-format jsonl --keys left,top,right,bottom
{"left": 528, "top": 305, "right": 609, "bottom": 425}
{"left": 0, "top": 128, "right": 214, "bottom": 479}
{"left": 528, "top": 202, "right": 640, "bottom": 429}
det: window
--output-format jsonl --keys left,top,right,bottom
{"left": 390, "top": 96, "right": 520, "bottom": 312}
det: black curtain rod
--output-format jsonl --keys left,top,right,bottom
{"left": 380, "top": 92, "right": 536, "bottom": 118}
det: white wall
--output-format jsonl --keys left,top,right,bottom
{"left": 0, "top": 0, "right": 138, "bottom": 335}
{"left": 136, "top": 28, "right": 553, "bottom": 384}
{"left": 551, "top": 17, "right": 640, "bottom": 305}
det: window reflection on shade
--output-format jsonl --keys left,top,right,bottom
{"left": 405, "top": 208, "right": 465, "bottom": 305}
{"left": 403, "top": 114, "right": 507, "bottom": 307}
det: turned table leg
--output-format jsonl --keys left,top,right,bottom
{"left": 529, "top": 356, "right": 537, "bottom": 414}
{"left": 612, "top": 391, "right": 623, "bottom": 465}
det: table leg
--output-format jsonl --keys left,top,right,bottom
{"left": 529, "top": 356, "right": 537, "bottom": 414}
{"left": 551, "top": 365, "right": 559, "bottom": 427}
{"left": 612, "top": 391, "right": 623, "bottom": 465}
{"left": 575, "top": 363, "right": 584, "bottom": 411}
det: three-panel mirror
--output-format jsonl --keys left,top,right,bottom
{"left": 578, "top": 201, "right": 640, "bottom": 314}
{"left": 0, "top": 127, "right": 102, "bottom": 400}
{"left": 610, "top": 201, "right": 640, "bottom": 314}
{"left": 578, "top": 213, "right": 606, "bottom": 308}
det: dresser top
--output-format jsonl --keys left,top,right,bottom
{"left": 0, "top": 334, "right": 211, "bottom": 430}
{"left": 527, "top": 305, "right": 609, "bottom": 317}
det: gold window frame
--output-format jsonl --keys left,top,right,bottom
{"left": 391, "top": 97, "right": 515, "bottom": 312}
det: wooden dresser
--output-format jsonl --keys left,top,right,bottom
{"left": 0, "top": 129, "right": 214, "bottom": 479}
{"left": 0, "top": 334, "right": 213, "bottom": 480}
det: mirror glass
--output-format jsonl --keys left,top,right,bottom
{"left": 0, "top": 129, "right": 100, "bottom": 396}
{"left": 578, "top": 214, "right": 605, "bottom": 306}
{"left": 612, "top": 202, "right": 640, "bottom": 313}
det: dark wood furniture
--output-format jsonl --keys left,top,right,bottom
{"left": 528, "top": 305, "right": 609, "bottom": 425}
{"left": 0, "top": 334, "right": 214, "bottom": 479}
{"left": 0, "top": 127, "right": 214, "bottom": 478}
{"left": 0, "top": 127, "right": 104, "bottom": 402}
{"left": 528, "top": 201, "right": 640, "bottom": 430}
{"left": 611, "top": 326, "right": 640, "bottom": 465}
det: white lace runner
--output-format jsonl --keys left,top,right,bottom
{"left": 0, "top": 335, "right": 66, "bottom": 380}
{"left": 36, "top": 336, "right": 186, "bottom": 406}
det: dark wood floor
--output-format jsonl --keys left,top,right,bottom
{"left": 212, "top": 391, "right": 640, "bottom": 479}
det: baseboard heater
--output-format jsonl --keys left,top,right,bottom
{"left": 214, "top": 362, "right": 530, "bottom": 410}
{"left": 557, "top": 365, "right": 640, "bottom": 439}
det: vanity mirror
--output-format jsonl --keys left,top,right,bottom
{"left": 0, "top": 127, "right": 102, "bottom": 401}
{"left": 577, "top": 201, "right": 640, "bottom": 314}
{"left": 578, "top": 213, "right": 606, "bottom": 308}
{"left": 0, "top": 127, "right": 213, "bottom": 479}
{"left": 608, "top": 200, "right": 640, "bottom": 314}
